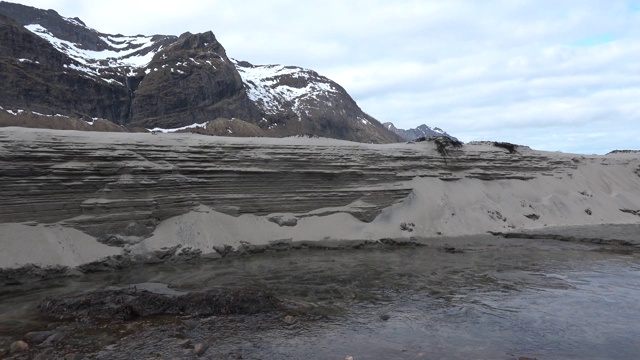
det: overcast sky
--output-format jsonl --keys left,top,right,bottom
{"left": 10, "top": 0, "right": 640, "bottom": 154}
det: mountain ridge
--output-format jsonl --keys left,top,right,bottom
{"left": 0, "top": 1, "right": 403, "bottom": 143}
{"left": 384, "top": 122, "right": 458, "bottom": 142}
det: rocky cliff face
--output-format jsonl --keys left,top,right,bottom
{"left": 0, "top": 1, "right": 401, "bottom": 143}
{"left": 384, "top": 122, "right": 458, "bottom": 142}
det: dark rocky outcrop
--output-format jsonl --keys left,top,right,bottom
{"left": 38, "top": 287, "right": 282, "bottom": 321}
{"left": 0, "top": 12, "right": 132, "bottom": 121}
{"left": 129, "top": 31, "right": 261, "bottom": 129}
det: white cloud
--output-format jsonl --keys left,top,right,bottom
{"left": 8, "top": 0, "right": 640, "bottom": 153}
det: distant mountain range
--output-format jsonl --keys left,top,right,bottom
{"left": 383, "top": 122, "right": 458, "bottom": 142}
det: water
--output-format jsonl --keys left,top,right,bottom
{"left": 1, "top": 237, "right": 639, "bottom": 359}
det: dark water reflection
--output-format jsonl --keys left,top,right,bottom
{"left": 1, "top": 237, "right": 640, "bottom": 359}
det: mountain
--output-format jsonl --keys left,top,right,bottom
{"left": 384, "top": 122, "right": 458, "bottom": 142}
{"left": 0, "top": 1, "right": 401, "bottom": 143}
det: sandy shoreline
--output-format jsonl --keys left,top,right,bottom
{"left": 1, "top": 127, "right": 639, "bottom": 281}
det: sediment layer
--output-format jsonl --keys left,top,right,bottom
{"left": 1, "top": 127, "right": 639, "bottom": 272}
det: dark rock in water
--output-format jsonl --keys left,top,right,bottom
{"left": 24, "top": 331, "right": 65, "bottom": 347}
{"left": 24, "top": 330, "right": 57, "bottom": 344}
{"left": 38, "top": 288, "right": 282, "bottom": 321}
{"left": 40, "top": 331, "right": 65, "bottom": 347}
{"left": 33, "top": 348, "right": 55, "bottom": 360}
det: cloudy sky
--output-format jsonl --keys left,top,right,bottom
{"left": 11, "top": 0, "right": 640, "bottom": 154}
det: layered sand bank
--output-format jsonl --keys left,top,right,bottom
{"left": 1, "top": 127, "right": 639, "bottom": 272}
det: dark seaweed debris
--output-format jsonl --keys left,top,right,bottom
{"left": 493, "top": 142, "right": 518, "bottom": 154}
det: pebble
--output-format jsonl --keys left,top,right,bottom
{"left": 283, "top": 315, "right": 296, "bottom": 325}
{"left": 10, "top": 340, "right": 29, "bottom": 353}
{"left": 193, "top": 343, "right": 209, "bottom": 356}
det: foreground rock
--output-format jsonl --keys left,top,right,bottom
{"left": 39, "top": 287, "right": 282, "bottom": 321}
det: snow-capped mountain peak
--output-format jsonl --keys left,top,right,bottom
{"left": 234, "top": 60, "right": 340, "bottom": 120}
{"left": 25, "top": 24, "right": 161, "bottom": 74}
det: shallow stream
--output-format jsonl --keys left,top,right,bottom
{"left": 1, "top": 237, "right": 640, "bottom": 359}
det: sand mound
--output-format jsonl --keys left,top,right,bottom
{"left": 0, "top": 223, "right": 120, "bottom": 268}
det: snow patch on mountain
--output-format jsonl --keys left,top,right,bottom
{"left": 147, "top": 122, "right": 209, "bottom": 134}
{"left": 24, "top": 24, "right": 160, "bottom": 80}
{"left": 234, "top": 61, "right": 339, "bottom": 119}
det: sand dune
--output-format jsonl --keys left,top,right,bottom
{"left": 0, "top": 127, "right": 639, "bottom": 270}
